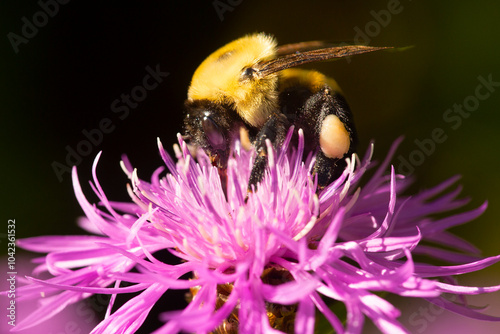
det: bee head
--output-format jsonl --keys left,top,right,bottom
{"left": 187, "top": 33, "right": 280, "bottom": 128}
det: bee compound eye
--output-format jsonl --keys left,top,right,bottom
{"left": 202, "top": 116, "right": 226, "bottom": 149}
{"left": 242, "top": 67, "right": 256, "bottom": 79}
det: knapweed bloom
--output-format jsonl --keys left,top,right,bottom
{"left": 11, "top": 129, "right": 500, "bottom": 333}
{"left": 0, "top": 255, "right": 99, "bottom": 333}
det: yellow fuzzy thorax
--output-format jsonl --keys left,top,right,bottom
{"left": 187, "top": 33, "right": 279, "bottom": 127}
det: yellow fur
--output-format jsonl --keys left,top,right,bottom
{"left": 187, "top": 33, "right": 279, "bottom": 127}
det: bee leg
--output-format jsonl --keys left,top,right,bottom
{"left": 247, "top": 113, "right": 289, "bottom": 193}
{"left": 306, "top": 86, "right": 358, "bottom": 189}
{"left": 314, "top": 150, "right": 347, "bottom": 189}
{"left": 247, "top": 154, "right": 268, "bottom": 192}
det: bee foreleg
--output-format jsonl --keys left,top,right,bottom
{"left": 247, "top": 113, "right": 289, "bottom": 192}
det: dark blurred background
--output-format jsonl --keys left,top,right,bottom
{"left": 1, "top": 1, "right": 499, "bottom": 333}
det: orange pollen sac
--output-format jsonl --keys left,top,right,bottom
{"left": 319, "top": 114, "right": 350, "bottom": 159}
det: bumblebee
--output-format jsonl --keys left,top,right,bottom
{"left": 184, "top": 33, "right": 388, "bottom": 191}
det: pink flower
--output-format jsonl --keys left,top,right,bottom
{"left": 10, "top": 130, "right": 500, "bottom": 333}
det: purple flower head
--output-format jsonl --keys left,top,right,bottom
{"left": 10, "top": 129, "right": 500, "bottom": 333}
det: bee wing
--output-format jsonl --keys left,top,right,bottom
{"left": 276, "top": 40, "right": 330, "bottom": 56}
{"left": 259, "top": 45, "right": 392, "bottom": 77}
